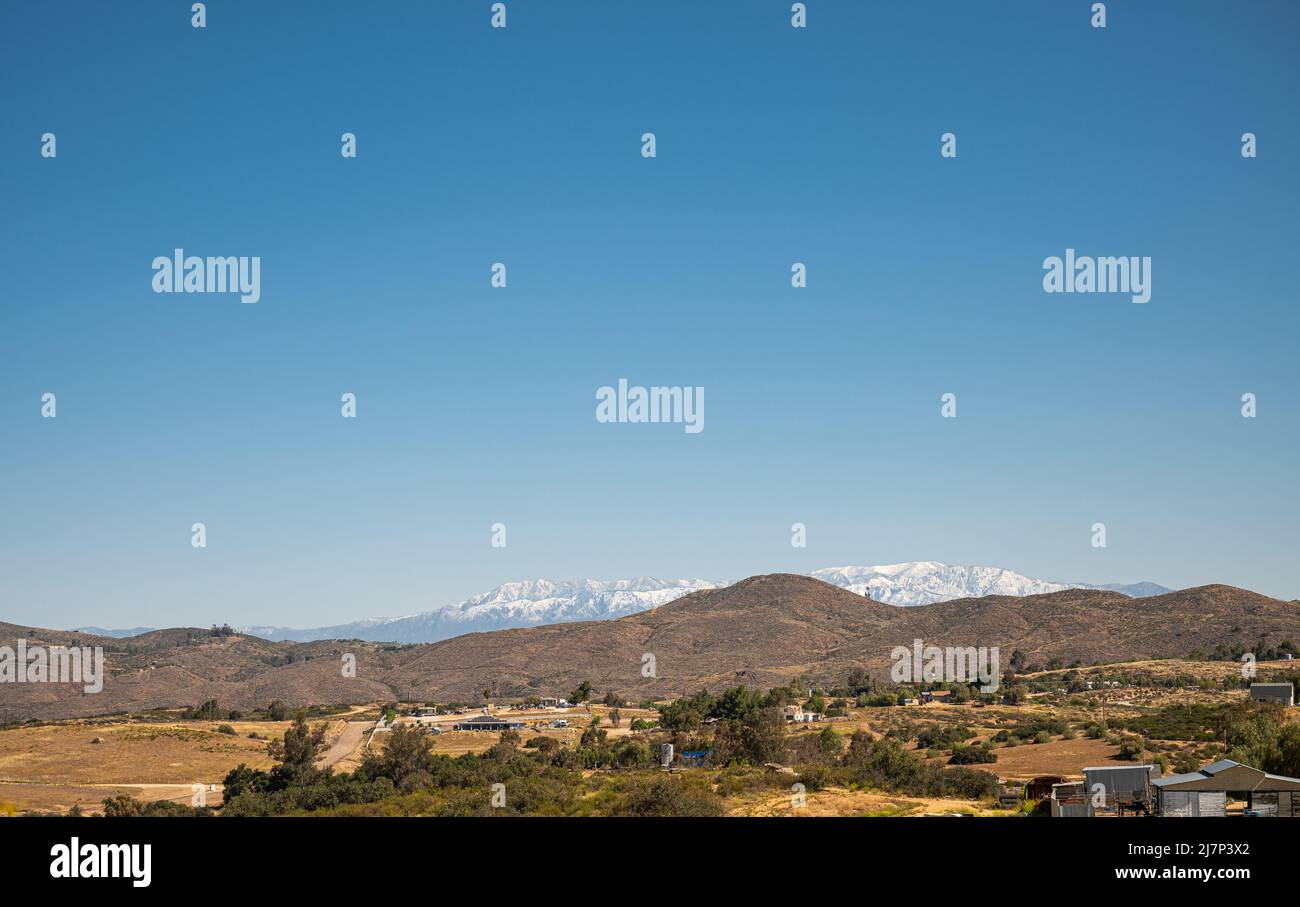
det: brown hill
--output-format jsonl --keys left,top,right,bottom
{"left": 1, "top": 577, "right": 1295, "bottom": 720}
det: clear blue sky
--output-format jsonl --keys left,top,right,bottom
{"left": 2, "top": 1, "right": 1297, "bottom": 629}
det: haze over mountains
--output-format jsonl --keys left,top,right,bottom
{"left": 223, "top": 563, "right": 1167, "bottom": 644}
{"left": 809, "top": 562, "right": 1166, "bottom": 606}
{"left": 7, "top": 576, "right": 1293, "bottom": 722}
{"left": 239, "top": 577, "right": 716, "bottom": 643}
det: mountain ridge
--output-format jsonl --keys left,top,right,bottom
{"left": 6, "top": 576, "right": 1292, "bottom": 722}
{"left": 225, "top": 563, "right": 1170, "bottom": 644}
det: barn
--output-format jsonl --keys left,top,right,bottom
{"left": 1151, "top": 759, "right": 1300, "bottom": 817}
{"left": 452, "top": 715, "right": 526, "bottom": 732}
{"left": 1249, "top": 683, "right": 1295, "bottom": 706}
{"left": 1083, "top": 764, "right": 1161, "bottom": 815}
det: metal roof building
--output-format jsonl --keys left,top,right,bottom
{"left": 452, "top": 715, "right": 527, "bottom": 732}
{"left": 1049, "top": 781, "right": 1093, "bottom": 818}
{"left": 1249, "top": 682, "right": 1295, "bottom": 706}
{"left": 1151, "top": 759, "right": 1300, "bottom": 817}
{"left": 1083, "top": 764, "right": 1161, "bottom": 815}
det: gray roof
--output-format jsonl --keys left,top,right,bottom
{"left": 1202, "top": 759, "right": 1240, "bottom": 774}
{"left": 1152, "top": 759, "right": 1300, "bottom": 790}
{"left": 1151, "top": 758, "right": 1242, "bottom": 787}
{"left": 1152, "top": 771, "right": 1211, "bottom": 788}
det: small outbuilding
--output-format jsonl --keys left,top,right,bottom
{"left": 1026, "top": 775, "right": 1068, "bottom": 801}
{"left": 1249, "top": 683, "right": 1295, "bottom": 706}
{"left": 1050, "top": 781, "right": 1093, "bottom": 817}
{"left": 1083, "top": 764, "right": 1161, "bottom": 814}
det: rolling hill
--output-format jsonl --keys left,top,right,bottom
{"left": 228, "top": 562, "right": 1167, "bottom": 644}
{"left": 2, "top": 576, "right": 1293, "bottom": 721}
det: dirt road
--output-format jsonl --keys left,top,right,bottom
{"left": 317, "top": 721, "right": 371, "bottom": 769}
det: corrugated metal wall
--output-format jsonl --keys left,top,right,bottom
{"left": 1160, "top": 791, "right": 1226, "bottom": 816}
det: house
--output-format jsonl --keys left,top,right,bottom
{"left": 920, "top": 690, "right": 953, "bottom": 704}
{"left": 1083, "top": 765, "right": 1162, "bottom": 814}
{"left": 538, "top": 697, "right": 564, "bottom": 708}
{"left": 1249, "top": 683, "right": 1295, "bottom": 706}
{"left": 781, "top": 705, "right": 822, "bottom": 723}
{"left": 411, "top": 707, "right": 437, "bottom": 718}
{"left": 452, "top": 715, "right": 526, "bottom": 732}
{"left": 1152, "top": 759, "right": 1300, "bottom": 816}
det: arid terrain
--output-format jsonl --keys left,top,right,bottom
{"left": 3, "top": 670, "right": 1293, "bottom": 816}
{"left": 2, "top": 576, "right": 1297, "bottom": 721}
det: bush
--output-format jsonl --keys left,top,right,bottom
{"left": 948, "top": 743, "right": 997, "bottom": 765}
{"left": 1116, "top": 738, "right": 1144, "bottom": 761}
{"left": 915, "top": 724, "right": 974, "bottom": 750}
{"left": 796, "top": 763, "right": 834, "bottom": 791}
{"left": 102, "top": 795, "right": 212, "bottom": 817}
{"left": 215, "top": 724, "right": 236, "bottom": 735}
{"left": 858, "top": 692, "right": 899, "bottom": 708}
{"left": 182, "top": 699, "right": 223, "bottom": 721}
{"left": 607, "top": 777, "right": 724, "bottom": 817}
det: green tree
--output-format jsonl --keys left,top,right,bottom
{"left": 266, "top": 716, "right": 327, "bottom": 790}
{"left": 360, "top": 723, "right": 435, "bottom": 787}
{"left": 570, "top": 680, "right": 593, "bottom": 703}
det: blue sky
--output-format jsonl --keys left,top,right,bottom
{"left": 1, "top": 1, "right": 1297, "bottom": 629}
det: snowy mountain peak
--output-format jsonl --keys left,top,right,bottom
{"left": 237, "top": 563, "right": 1166, "bottom": 644}
{"left": 811, "top": 562, "right": 1076, "bottom": 606}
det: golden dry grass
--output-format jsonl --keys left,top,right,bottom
{"left": 0, "top": 719, "right": 280, "bottom": 786}
{"left": 723, "top": 785, "right": 1015, "bottom": 817}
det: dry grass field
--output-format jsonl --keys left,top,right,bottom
{"left": 723, "top": 785, "right": 1018, "bottom": 817}
{"left": 0, "top": 719, "right": 283, "bottom": 785}
{"left": 0, "top": 718, "right": 296, "bottom": 814}
{"left": 400, "top": 704, "right": 659, "bottom": 757}
{"left": 0, "top": 661, "right": 1291, "bottom": 815}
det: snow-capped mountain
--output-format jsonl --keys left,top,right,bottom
{"left": 811, "top": 562, "right": 1074, "bottom": 605}
{"left": 240, "top": 577, "right": 715, "bottom": 644}
{"left": 810, "top": 563, "right": 1169, "bottom": 604}
{"left": 237, "top": 563, "right": 1168, "bottom": 644}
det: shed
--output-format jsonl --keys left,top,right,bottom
{"left": 1050, "top": 781, "right": 1093, "bottom": 818}
{"left": 1083, "top": 764, "right": 1161, "bottom": 813}
{"left": 1249, "top": 683, "right": 1295, "bottom": 706}
{"left": 1025, "top": 775, "right": 1067, "bottom": 801}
